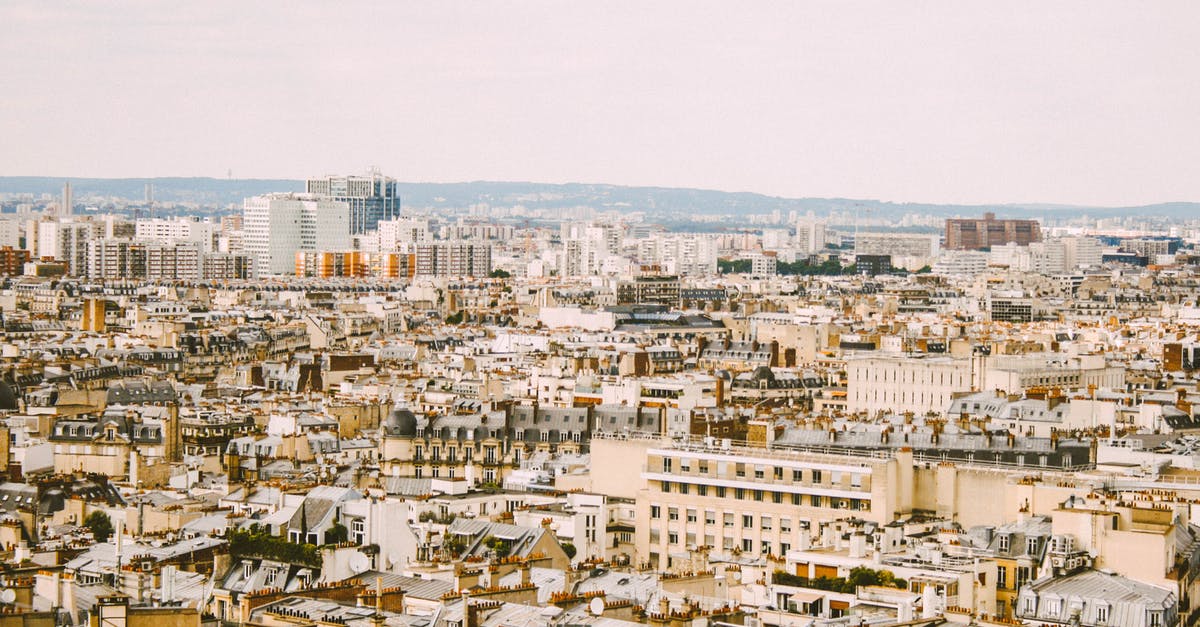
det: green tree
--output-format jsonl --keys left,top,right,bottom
{"left": 489, "top": 269, "right": 511, "bottom": 279}
{"left": 84, "top": 511, "right": 114, "bottom": 543}
{"left": 561, "top": 542, "right": 577, "bottom": 559}
{"left": 446, "top": 310, "right": 465, "bottom": 324}
{"left": 718, "top": 259, "right": 753, "bottom": 274}
{"left": 484, "top": 535, "right": 511, "bottom": 557}
{"left": 325, "top": 521, "right": 349, "bottom": 545}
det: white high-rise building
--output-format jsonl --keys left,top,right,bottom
{"left": 377, "top": 217, "right": 432, "bottom": 250}
{"left": 37, "top": 219, "right": 100, "bottom": 276}
{"left": 135, "top": 217, "right": 216, "bottom": 252}
{"left": 242, "top": 194, "right": 352, "bottom": 275}
{"left": 1061, "top": 236, "right": 1102, "bottom": 270}
{"left": 637, "top": 234, "right": 718, "bottom": 276}
{"left": 794, "top": 219, "right": 828, "bottom": 254}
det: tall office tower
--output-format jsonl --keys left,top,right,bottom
{"left": 61, "top": 182, "right": 73, "bottom": 217}
{"left": 305, "top": 171, "right": 399, "bottom": 234}
{"left": 144, "top": 183, "right": 154, "bottom": 205}
{"left": 243, "top": 193, "right": 352, "bottom": 275}
{"left": 945, "top": 212, "right": 1042, "bottom": 250}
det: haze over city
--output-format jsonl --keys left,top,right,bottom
{"left": 3, "top": 5, "right": 1200, "bottom": 627}
{"left": 3, "top": 1, "right": 1199, "bottom": 206}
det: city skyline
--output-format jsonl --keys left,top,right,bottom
{"left": 3, "top": 1, "right": 1199, "bottom": 207}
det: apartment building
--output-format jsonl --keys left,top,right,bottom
{"left": 414, "top": 241, "right": 492, "bottom": 278}
{"left": 591, "top": 433, "right": 908, "bottom": 571}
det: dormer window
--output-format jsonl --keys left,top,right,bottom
{"left": 998, "top": 534, "right": 1010, "bottom": 552}
{"left": 243, "top": 563, "right": 253, "bottom": 579}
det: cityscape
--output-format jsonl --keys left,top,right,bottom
{"left": 2, "top": 3, "right": 1199, "bottom": 627}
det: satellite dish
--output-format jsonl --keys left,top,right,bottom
{"left": 349, "top": 553, "right": 371, "bottom": 574}
{"left": 588, "top": 597, "right": 605, "bottom": 616}
{"left": 0, "top": 589, "right": 16, "bottom": 604}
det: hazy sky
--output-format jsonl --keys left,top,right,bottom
{"left": 3, "top": 1, "right": 1198, "bottom": 206}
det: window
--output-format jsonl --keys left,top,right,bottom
{"left": 1096, "top": 604, "right": 1108, "bottom": 624}
{"left": 716, "top": 486, "right": 726, "bottom": 498}
{"left": 781, "top": 518, "right": 791, "bottom": 533}
{"left": 1017, "top": 566, "right": 1030, "bottom": 588}
{"left": 998, "top": 534, "right": 1010, "bottom": 552}
{"left": 792, "top": 493, "right": 801, "bottom": 505}
{"left": 265, "top": 568, "right": 278, "bottom": 586}
{"left": 1149, "top": 611, "right": 1162, "bottom": 626}
{"left": 735, "top": 488, "right": 745, "bottom": 499}
{"left": 668, "top": 507, "right": 679, "bottom": 521}
{"left": 792, "top": 469, "right": 803, "bottom": 481}
{"left": 811, "top": 495, "right": 823, "bottom": 507}
{"left": 698, "top": 461, "right": 709, "bottom": 473}
{"left": 668, "top": 533, "right": 679, "bottom": 544}
{"left": 698, "top": 484, "right": 707, "bottom": 496}
{"left": 1026, "top": 537, "right": 1038, "bottom": 555}
{"left": 742, "top": 538, "right": 753, "bottom": 552}
{"left": 352, "top": 519, "right": 365, "bottom": 544}
{"left": 811, "top": 469, "right": 822, "bottom": 483}
{"left": 742, "top": 514, "right": 754, "bottom": 528}
{"left": 686, "top": 509, "right": 697, "bottom": 523}
{"left": 996, "top": 566, "right": 1007, "bottom": 589}
{"left": 724, "top": 513, "right": 735, "bottom": 528}
{"left": 679, "top": 483, "right": 689, "bottom": 495}
{"left": 754, "top": 466, "right": 765, "bottom": 479}
{"left": 761, "top": 516, "right": 772, "bottom": 530}
{"left": 705, "top": 510, "right": 716, "bottom": 525}
{"left": 663, "top": 458, "right": 672, "bottom": 472}
{"left": 773, "top": 492, "right": 782, "bottom": 504}
{"left": 773, "top": 467, "right": 783, "bottom": 480}
{"left": 753, "top": 490, "right": 763, "bottom": 501}
{"left": 650, "top": 505, "right": 661, "bottom": 519}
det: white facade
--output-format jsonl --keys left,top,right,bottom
{"left": 0, "top": 218, "right": 22, "bottom": 249}
{"left": 135, "top": 218, "right": 216, "bottom": 252}
{"left": 242, "top": 194, "right": 352, "bottom": 275}
{"left": 932, "top": 250, "right": 989, "bottom": 276}
{"left": 794, "top": 219, "right": 828, "bottom": 254}
{"left": 637, "top": 234, "right": 718, "bottom": 276}
{"left": 377, "top": 217, "right": 431, "bottom": 249}
{"left": 846, "top": 355, "right": 974, "bottom": 415}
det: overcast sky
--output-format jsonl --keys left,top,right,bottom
{"left": 2, "top": 1, "right": 1197, "bottom": 206}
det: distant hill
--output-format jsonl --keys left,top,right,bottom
{"left": 0, "top": 176, "right": 1196, "bottom": 220}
